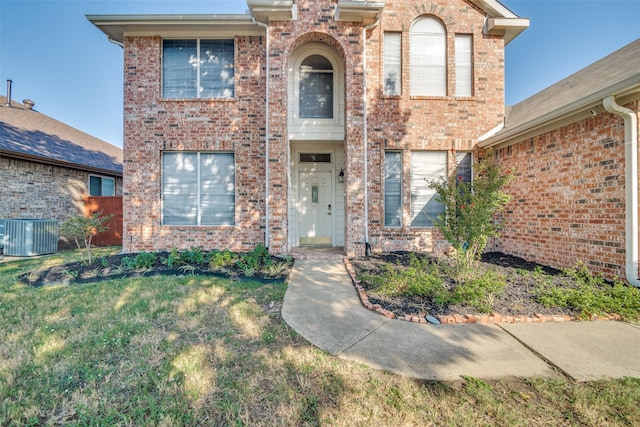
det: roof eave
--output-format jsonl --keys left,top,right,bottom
{"left": 0, "top": 149, "right": 123, "bottom": 177}
{"left": 486, "top": 17, "right": 530, "bottom": 46}
{"left": 87, "top": 14, "right": 265, "bottom": 43}
{"left": 479, "top": 77, "right": 640, "bottom": 149}
{"left": 246, "top": 0, "right": 297, "bottom": 23}
{"left": 335, "top": 0, "right": 387, "bottom": 25}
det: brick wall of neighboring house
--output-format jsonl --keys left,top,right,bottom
{"left": 365, "top": 0, "right": 506, "bottom": 254}
{"left": 122, "top": 35, "right": 266, "bottom": 253}
{"left": 492, "top": 100, "right": 640, "bottom": 280}
{"left": 0, "top": 156, "right": 123, "bottom": 222}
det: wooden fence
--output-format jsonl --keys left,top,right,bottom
{"left": 83, "top": 196, "right": 123, "bottom": 246}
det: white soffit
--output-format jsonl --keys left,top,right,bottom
{"left": 87, "top": 14, "right": 265, "bottom": 42}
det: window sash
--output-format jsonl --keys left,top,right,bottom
{"left": 456, "top": 152, "right": 472, "bottom": 184}
{"left": 410, "top": 18, "right": 446, "bottom": 96}
{"left": 410, "top": 151, "right": 447, "bottom": 227}
{"left": 162, "top": 152, "right": 235, "bottom": 226}
{"left": 383, "top": 32, "right": 402, "bottom": 96}
{"left": 163, "top": 39, "right": 234, "bottom": 99}
{"left": 384, "top": 151, "right": 402, "bottom": 227}
{"left": 299, "top": 70, "right": 334, "bottom": 118}
{"left": 89, "top": 176, "right": 115, "bottom": 196}
{"left": 455, "top": 35, "right": 473, "bottom": 97}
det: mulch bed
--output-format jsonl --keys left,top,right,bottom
{"left": 19, "top": 252, "right": 290, "bottom": 287}
{"left": 348, "top": 252, "right": 583, "bottom": 323}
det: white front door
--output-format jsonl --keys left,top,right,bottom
{"left": 298, "top": 171, "right": 332, "bottom": 245}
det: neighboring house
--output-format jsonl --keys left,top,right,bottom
{"left": 479, "top": 39, "right": 640, "bottom": 283}
{"left": 89, "top": 0, "right": 639, "bottom": 283}
{"left": 0, "top": 95, "right": 123, "bottom": 229}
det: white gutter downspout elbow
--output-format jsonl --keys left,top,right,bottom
{"left": 603, "top": 95, "right": 640, "bottom": 286}
{"left": 253, "top": 18, "right": 270, "bottom": 250}
{"left": 108, "top": 37, "right": 124, "bottom": 48}
{"left": 362, "top": 16, "right": 381, "bottom": 256}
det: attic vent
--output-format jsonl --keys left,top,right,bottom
{"left": 23, "top": 99, "right": 35, "bottom": 110}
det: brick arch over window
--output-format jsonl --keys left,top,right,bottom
{"left": 285, "top": 32, "right": 347, "bottom": 64}
{"left": 407, "top": 3, "right": 457, "bottom": 26}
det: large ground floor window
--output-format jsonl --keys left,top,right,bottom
{"left": 384, "top": 150, "right": 472, "bottom": 227}
{"left": 162, "top": 152, "right": 235, "bottom": 226}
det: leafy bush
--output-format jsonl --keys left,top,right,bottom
{"left": 59, "top": 213, "right": 113, "bottom": 265}
{"left": 429, "top": 150, "right": 514, "bottom": 272}
{"left": 179, "top": 247, "right": 206, "bottom": 266}
{"left": 452, "top": 269, "right": 507, "bottom": 313}
{"left": 209, "top": 249, "right": 238, "bottom": 270}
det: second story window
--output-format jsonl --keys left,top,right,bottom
{"left": 299, "top": 55, "right": 334, "bottom": 118}
{"left": 410, "top": 17, "right": 446, "bottom": 97}
{"left": 455, "top": 34, "right": 473, "bottom": 97}
{"left": 163, "top": 39, "right": 234, "bottom": 99}
{"left": 383, "top": 32, "right": 402, "bottom": 96}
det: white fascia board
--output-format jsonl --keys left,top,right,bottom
{"left": 335, "top": 0, "right": 386, "bottom": 25}
{"left": 246, "top": 0, "right": 296, "bottom": 22}
{"left": 479, "top": 78, "right": 640, "bottom": 148}
{"left": 87, "top": 14, "right": 264, "bottom": 42}
{"left": 486, "top": 17, "right": 530, "bottom": 45}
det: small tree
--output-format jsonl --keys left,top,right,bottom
{"left": 59, "top": 213, "right": 112, "bottom": 265}
{"left": 429, "top": 151, "right": 514, "bottom": 272}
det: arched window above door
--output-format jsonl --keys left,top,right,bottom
{"left": 299, "top": 55, "right": 334, "bottom": 119}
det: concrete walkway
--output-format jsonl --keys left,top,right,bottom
{"left": 282, "top": 259, "right": 640, "bottom": 381}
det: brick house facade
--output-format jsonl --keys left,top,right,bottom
{"left": 90, "top": 2, "right": 640, "bottom": 283}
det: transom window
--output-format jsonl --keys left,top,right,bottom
{"left": 89, "top": 175, "right": 115, "bottom": 196}
{"left": 162, "top": 39, "right": 234, "bottom": 99}
{"left": 410, "top": 17, "right": 446, "bottom": 96}
{"left": 299, "top": 55, "right": 334, "bottom": 118}
{"left": 162, "top": 152, "right": 235, "bottom": 226}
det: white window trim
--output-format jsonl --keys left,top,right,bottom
{"left": 455, "top": 34, "right": 473, "bottom": 97}
{"left": 410, "top": 150, "right": 447, "bottom": 227}
{"left": 288, "top": 42, "right": 345, "bottom": 141}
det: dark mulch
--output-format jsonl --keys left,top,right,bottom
{"left": 349, "top": 251, "right": 580, "bottom": 319}
{"left": 20, "top": 252, "right": 291, "bottom": 287}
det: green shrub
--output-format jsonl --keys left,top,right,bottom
{"left": 180, "top": 247, "right": 206, "bottom": 266}
{"left": 453, "top": 269, "right": 507, "bottom": 313}
{"left": 537, "top": 263, "right": 640, "bottom": 320}
{"left": 209, "top": 249, "right": 238, "bottom": 269}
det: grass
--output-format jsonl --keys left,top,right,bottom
{"left": 2, "top": 248, "right": 640, "bottom": 425}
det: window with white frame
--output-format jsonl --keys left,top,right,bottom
{"left": 162, "top": 39, "right": 234, "bottom": 99}
{"left": 410, "top": 17, "right": 446, "bottom": 96}
{"left": 383, "top": 32, "right": 402, "bottom": 96}
{"left": 162, "top": 152, "right": 235, "bottom": 226}
{"left": 410, "top": 151, "right": 447, "bottom": 226}
{"left": 299, "top": 55, "right": 334, "bottom": 118}
{"left": 89, "top": 175, "right": 115, "bottom": 196}
{"left": 455, "top": 35, "right": 473, "bottom": 97}
{"left": 384, "top": 151, "right": 403, "bottom": 227}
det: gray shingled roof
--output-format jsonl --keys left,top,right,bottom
{"left": 0, "top": 96, "right": 122, "bottom": 175}
{"left": 483, "top": 38, "right": 640, "bottom": 146}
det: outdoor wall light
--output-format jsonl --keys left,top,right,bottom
{"left": 338, "top": 168, "right": 345, "bottom": 182}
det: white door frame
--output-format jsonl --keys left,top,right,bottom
{"left": 292, "top": 148, "right": 337, "bottom": 246}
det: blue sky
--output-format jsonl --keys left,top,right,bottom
{"left": 1, "top": 0, "right": 639, "bottom": 148}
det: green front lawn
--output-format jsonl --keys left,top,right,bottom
{"left": 1, "top": 248, "right": 639, "bottom": 425}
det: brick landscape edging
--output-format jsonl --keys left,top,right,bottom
{"left": 343, "top": 258, "right": 622, "bottom": 325}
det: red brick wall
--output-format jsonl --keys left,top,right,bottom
{"left": 122, "top": 35, "right": 266, "bottom": 253}
{"left": 366, "top": 0, "right": 506, "bottom": 253}
{"left": 492, "top": 101, "right": 640, "bottom": 280}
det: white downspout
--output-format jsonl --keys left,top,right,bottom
{"left": 362, "top": 17, "right": 381, "bottom": 256}
{"left": 253, "top": 18, "right": 270, "bottom": 250}
{"left": 603, "top": 95, "right": 640, "bottom": 286}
